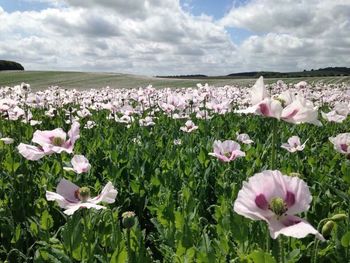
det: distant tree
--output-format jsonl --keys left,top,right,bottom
{"left": 0, "top": 60, "right": 24, "bottom": 71}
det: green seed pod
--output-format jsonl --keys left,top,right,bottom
{"left": 78, "top": 187, "right": 90, "bottom": 202}
{"left": 122, "top": 211, "right": 136, "bottom": 229}
{"left": 330, "top": 214, "right": 347, "bottom": 222}
{"left": 322, "top": 220, "right": 335, "bottom": 238}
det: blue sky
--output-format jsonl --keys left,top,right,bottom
{"left": 0, "top": 0, "right": 51, "bottom": 12}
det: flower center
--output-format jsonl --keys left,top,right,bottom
{"left": 78, "top": 187, "right": 90, "bottom": 202}
{"left": 268, "top": 197, "right": 287, "bottom": 217}
{"left": 224, "top": 152, "right": 231, "bottom": 158}
{"left": 52, "top": 137, "right": 64, "bottom": 146}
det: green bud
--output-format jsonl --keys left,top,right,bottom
{"left": 122, "top": 211, "right": 136, "bottom": 229}
{"left": 330, "top": 214, "right": 347, "bottom": 222}
{"left": 269, "top": 197, "right": 287, "bottom": 217}
{"left": 322, "top": 220, "right": 335, "bottom": 238}
{"left": 78, "top": 187, "right": 90, "bottom": 202}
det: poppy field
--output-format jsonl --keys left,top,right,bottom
{"left": 1, "top": 77, "right": 350, "bottom": 262}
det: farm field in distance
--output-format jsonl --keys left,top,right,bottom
{"left": 1, "top": 70, "right": 350, "bottom": 90}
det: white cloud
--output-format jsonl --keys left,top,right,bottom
{"left": 220, "top": 0, "right": 350, "bottom": 71}
{"left": 0, "top": 0, "right": 349, "bottom": 75}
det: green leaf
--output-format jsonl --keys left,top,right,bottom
{"left": 341, "top": 231, "right": 350, "bottom": 247}
{"left": 248, "top": 250, "right": 277, "bottom": 263}
{"left": 40, "top": 210, "right": 54, "bottom": 231}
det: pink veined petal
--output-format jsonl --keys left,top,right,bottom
{"left": 282, "top": 175, "right": 312, "bottom": 214}
{"left": 64, "top": 122, "right": 80, "bottom": 150}
{"left": 251, "top": 76, "right": 268, "bottom": 105}
{"left": 32, "top": 128, "right": 66, "bottom": 146}
{"left": 268, "top": 215, "right": 325, "bottom": 241}
{"left": 288, "top": 136, "right": 301, "bottom": 146}
{"left": 17, "top": 143, "right": 46, "bottom": 161}
{"left": 63, "top": 203, "right": 107, "bottom": 215}
{"left": 89, "top": 182, "right": 118, "bottom": 204}
{"left": 281, "top": 143, "right": 294, "bottom": 152}
{"left": 71, "top": 155, "right": 91, "bottom": 174}
{"left": 45, "top": 191, "right": 72, "bottom": 209}
{"left": 56, "top": 179, "right": 80, "bottom": 203}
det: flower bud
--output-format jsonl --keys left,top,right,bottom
{"left": 330, "top": 214, "right": 347, "bottom": 222}
{"left": 322, "top": 220, "right": 335, "bottom": 238}
{"left": 122, "top": 211, "right": 136, "bottom": 229}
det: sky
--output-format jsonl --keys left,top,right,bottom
{"left": 0, "top": 0, "right": 349, "bottom": 76}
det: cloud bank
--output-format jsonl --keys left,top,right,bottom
{"left": 0, "top": 0, "right": 349, "bottom": 75}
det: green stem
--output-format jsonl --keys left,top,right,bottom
{"left": 126, "top": 228, "right": 132, "bottom": 263}
{"left": 83, "top": 210, "right": 91, "bottom": 262}
{"left": 311, "top": 218, "right": 327, "bottom": 263}
{"left": 279, "top": 236, "right": 285, "bottom": 263}
{"left": 270, "top": 118, "right": 277, "bottom": 170}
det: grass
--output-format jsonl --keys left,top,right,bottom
{"left": 0, "top": 70, "right": 349, "bottom": 90}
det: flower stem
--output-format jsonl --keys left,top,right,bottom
{"left": 126, "top": 228, "right": 132, "bottom": 263}
{"left": 83, "top": 209, "right": 91, "bottom": 262}
{"left": 270, "top": 118, "right": 277, "bottom": 170}
{"left": 279, "top": 236, "right": 285, "bottom": 263}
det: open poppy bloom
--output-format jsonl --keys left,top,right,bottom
{"left": 235, "top": 77, "right": 321, "bottom": 126}
{"left": 281, "top": 136, "right": 307, "bottom": 153}
{"left": 180, "top": 120, "right": 198, "bottom": 133}
{"left": 209, "top": 140, "right": 245, "bottom": 162}
{"left": 46, "top": 179, "right": 117, "bottom": 215}
{"left": 234, "top": 170, "right": 324, "bottom": 240}
{"left": 236, "top": 133, "right": 254, "bottom": 144}
{"left": 64, "top": 155, "right": 91, "bottom": 174}
{"left": 329, "top": 133, "right": 350, "bottom": 155}
{"left": 17, "top": 122, "right": 80, "bottom": 160}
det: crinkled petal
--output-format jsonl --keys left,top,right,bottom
{"left": 89, "top": 182, "right": 118, "bottom": 204}
{"left": 268, "top": 215, "right": 324, "bottom": 241}
{"left": 17, "top": 143, "right": 46, "bottom": 161}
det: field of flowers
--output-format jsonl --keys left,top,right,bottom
{"left": 0, "top": 77, "right": 350, "bottom": 262}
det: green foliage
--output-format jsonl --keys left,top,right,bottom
{"left": 0, "top": 106, "right": 350, "bottom": 262}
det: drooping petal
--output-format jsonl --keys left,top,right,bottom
{"left": 17, "top": 143, "right": 46, "bottom": 161}
{"left": 45, "top": 191, "right": 73, "bottom": 209}
{"left": 89, "top": 182, "right": 118, "bottom": 204}
{"left": 268, "top": 215, "right": 324, "bottom": 241}
{"left": 63, "top": 203, "right": 107, "bottom": 215}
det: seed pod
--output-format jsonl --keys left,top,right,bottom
{"left": 122, "top": 211, "right": 136, "bottom": 229}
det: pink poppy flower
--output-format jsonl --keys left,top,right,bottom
{"left": 46, "top": 179, "right": 117, "bottom": 215}
{"left": 329, "top": 133, "right": 350, "bottom": 155}
{"left": 64, "top": 155, "right": 91, "bottom": 174}
{"left": 281, "top": 96, "right": 322, "bottom": 126}
{"left": 321, "top": 111, "right": 346, "bottom": 123}
{"left": 281, "top": 136, "right": 307, "bottom": 153}
{"left": 0, "top": 137, "right": 14, "bottom": 144}
{"left": 236, "top": 133, "right": 254, "bottom": 145}
{"left": 32, "top": 122, "right": 80, "bottom": 154}
{"left": 234, "top": 170, "right": 324, "bottom": 240}
{"left": 17, "top": 122, "right": 80, "bottom": 161}
{"left": 180, "top": 120, "right": 198, "bottom": 133}
{"left": 209, "top": 140, "right": 245, "bottom": 162}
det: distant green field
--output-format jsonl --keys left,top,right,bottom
{"left": 0, "top": 71, "right": 349, "bottom": 90}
